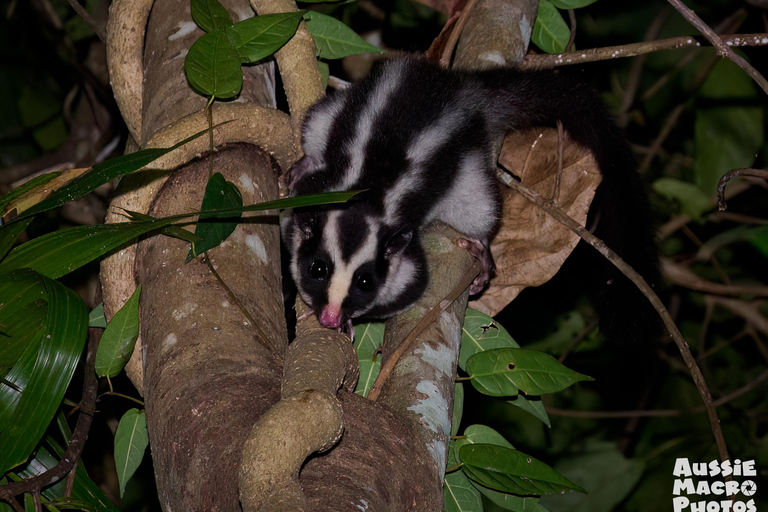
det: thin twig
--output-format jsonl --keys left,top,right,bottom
{"left": 499, "top": 166, "right": 731, "bottom": 464}
{"left": 0, "top": 328, "right": 100, "bottom": 500}
{"left": 548, "top": 369, "right": 768, "bottom": 418}
{"left": 439, "top": 0, "right": 482, "bottom": 68}
{"left": 666, "top": 0, "right": 768, "bottom": 95}
{"left": 717, "top": 168, "right": 768, "bottom": 211}
{"left": 565, "top": 9, "right": 577, "bottom": 53}
{"left": 522, "top": 33, "right": 768, "bottom": 70}
{"left": 368, "top": 262, "right": 480, "bottom": 401}
{"left": 663, "top": 259, "right": 768, "bottom": 298}
{"left": 65, "top": 0, "right": 106, "bottom": 42}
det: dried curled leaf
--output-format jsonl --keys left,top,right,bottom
{"left": 470, "top": 128, "right": 602, "bottom": 316}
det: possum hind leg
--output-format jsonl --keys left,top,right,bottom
{"left": 458, "top": 238, "right": 495, "bottom": 295}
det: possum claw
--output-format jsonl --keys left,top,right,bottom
{"left": 458, "top": 238, "right": 495, "bottom": 295}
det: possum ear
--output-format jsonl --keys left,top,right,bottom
{"left": 287, "top": 155, "right": 322, "bottom": 190}
{"left": 384, "top": 230, "right": 413, "bottom": 258}
{"left": 294, "top": 212, "right": 316, "bottom": 240}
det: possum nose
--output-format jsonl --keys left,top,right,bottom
{"left": 319, "top": 305, "right": 343, "bottom": 329}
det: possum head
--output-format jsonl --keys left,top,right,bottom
{"left": 287, "top": 206, "right": 428, "bottom": 329}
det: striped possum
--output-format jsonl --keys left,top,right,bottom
{"left": 282, "top": 56, "right": 658, "bottom": 338}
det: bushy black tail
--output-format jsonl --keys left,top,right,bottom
{"left": 477, "top": 68, "right": 661, "bottom": 343}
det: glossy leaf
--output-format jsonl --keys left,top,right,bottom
{"left": 16, "top": 442, "right": 119, "bottom": 512}
{"left": 0, "top": 217, "right": 33, "bottom": 263}
{"left": 96, "top": 285, "right": 141, "bottom": 378}
{"left": 652, "top": 178, "right": 712, "bottom": 221}
{"left": 228, "top": 12, "right": 304, "bottom": 63}
{"left": 466, "top": 348, "right": 592, "bottom": 397}
{"left": 0, "top": 271, "right": 47, "bottom": 370}
{"left": 303, "top": 11, "right": 383, "bottom": 59}
{"left": 475, "top": 484, "right": 547, "bottom": 512}
{"left": 0, "top": 220, "right": 176, "bottom": 279}
{"left": 459, "top": 308, "right": 519, "bottom": 370}
{"left": 532, "top": 0, "right": 569, "bottom": 54}
{"left": 451, "top": 382, "right": 464, "bottom": 436}
{"left": 185, "top": 30, "right": 243, "bottom": 99}
{"left": 0, "top": 172, "right": 59, "bottom": 216}
{"left": 11, "top": 128, "right": 211, "bottom": 223}
{"left": 191, "top": 0, "right": 232, "bottom": 32}
{"left": 88, "top": 303, "right": 107, "bottom": 328}
{"left": 443, "top": 470, "right": 483, "bottom": 512}
{"left": 114, "top": 408, "right": 149, "bottom": 497}
{"left": 549, "top": 0, "right": 596, "bottom": 8}
{"left": 354, "top": 322, "right": 384, "bottom": 396}
{"left": 187, "top": 173, "right": 243, "bottom": 261}
{"left": 0, "top": 269, "right": 88, "bottom": 473}
{"left": 460, "top": 444, "right": 586, "bottom": 495}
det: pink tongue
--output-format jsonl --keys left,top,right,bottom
{"left": 319, "top": 305, "right": 342, "bottom": 329}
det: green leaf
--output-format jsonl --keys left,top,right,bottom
{"left": 16, "top": 442, "right": 119, "bottom": 512}
{"left": 539, "top": 443, "right": 644, "bottom": 512}
{"left": 532, "top": 0, "right": 570, "bottom": 54}
{"left": 353, "top": 322, "right": 384, "bottom": 396}
{"left": 227, "top": 12, "right": 304, "bottom": 64}
{"left": 475, "top": 484, "right": 547, "bottom": 512}
{"left": 0, "top": 220, "right": 176, "bottom": 280}
{"left": 0, "top": 217, "right": 33, "bottom": 263}
{"left": 303, "top": 12, "right": 383, "bottom": 59}
{"left": 549, "top": 0, "right": 596, "bottom": 8}
{"left": 191, "top": 0, "right": 233, "bottom": 32}
{"left": 0, "top": 172, "right": 59, "bottom": 216}
{"left": 185, "top": 30, "right": 243, "bottom": 99}
{"left": 652, "top": 178, "right": 712, "bottom": 221}
{"left": 0, "top": 272, "right": 47, "bottom": 370}
{"left": 88, "top": 303, "right": 107, "bottom": 328}
{"left": 0, "top": 269, "right": 88, "bottom": 473}
{"left": 187, "top": 173, "right": 243, "bottom": 262}
{"left": 460, "top": 308, "right": 519, "bottom": 370}
{"left": 466, "top": 348, "right": 592, "bottom": 397}
{"left": 451, "top": 382, "right": 464, "bottom": 436}
{"left": 695, "top": 107, "right": 763, "bottom": 195}
{"left": 696, "top": 225, "right": 768, "bottom": 261}
{"left": 114, "top": 408, "right": 149, "bottom": 497}
{"left": 318, "top": 59, "right": 329, "bottom": 88}
{"left": 507, "top": 395, "right": 551, "bottom": 428}
{"left": 460, "top": 425, "right": 515, "bottom": 449}
{"left": 9, "top": 129, "right": 211, "bottom": 223}
{"left": 443, "top": 470, "right": 483, "bottom": 512}
{"left": 460, "top": 444, "right": 586, "bottom": 495}
{"left": 95, "top": 285, "right": 141, "bottom": 378}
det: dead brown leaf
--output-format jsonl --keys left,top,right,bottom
{"left": 470, "top": 128, "right": 602, "bottom": 316}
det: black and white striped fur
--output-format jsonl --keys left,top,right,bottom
{"left": 283, "top": 56, "right": 658, "bottom": 339}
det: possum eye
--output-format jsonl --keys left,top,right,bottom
{"left": 355, "top": 272, "right": 375, "bottom": 292}
{"left": 308, "top": 260, "right": 328, "bottom": 280}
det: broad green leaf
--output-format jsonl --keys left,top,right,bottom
{"left": 187, "top": 173, "right": 243, "bottom": 261}
{"left": 475, "top": 484, "right": 547, "bottom": 512}
{"left": 0, "top": 220, "right": 176, "bottom": 279}
{"left": 451, "top": 382, "right": 464, "bottom": 436}
{"left": 460, "top": 444, "right": 586, "bottom": 495}
{"left": 539, "top": 444, "right": 644, "bottom": 512}
{"left": 191, "top": 0, "right": 233, "bottom": 32}
{"left": 652, "top": 178, "right": 712, "bottom": 221}
{"left": 0, "top": 271, "right": 47, "bottom": 370}
{"left": 89, "top": 303, "right": 107, "bottom": 328}
{"left": 353, "top": 322, "right": 384, "bottom": 396}
{"left": 460, "top": 425, "right": 515, "bottom": 449}
{"left": 696, "top": 225, "right": 768, "bottom": 261}
{"left": 466, "top": 348, "right": 592, "bottom": 397}
{"left": 532, "top": 0, "right": 570, "bottom": 54}
{"left": 227, "top": 12, "right": 304, "bottom": 63}
{"left": 0, "top": 269, "right": 88, "bottom": 473}
{"left": 0, "top": 172, "right": 59, "bottom": 216}
{"left": 114, "top": 409, "right": 149, "bottom": 497}
{"left": 508, "top": 395, "right": 551, "bottom": 428}
{"left": 549, "top": 0, "right": 596, "bottom": 8}
{"left": 303, "top": 12, "right": 383, "bottom": 59}
{"left": 0, "top": 217, "right": 33, "bottom": 263}
{"left": 443, "top": 470, "right": 483, "bottom": 512}
{"left": 16, "top": 442, "right": 119, "bottom": 512}
{"left": 460, "top": 309, "right": 519, "bottom": 370}
{"left": 9, "top": 129, "right": 211, "bottom": 223}
{"left": 125, "top": 211, "right": 203, "bottom": 243}
{"left": 96, "top": 285, "right": 141, "bottom": 378}
{"left": 185, "top": 30, "right": 243, "bottom": 99}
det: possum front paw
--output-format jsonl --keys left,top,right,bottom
{"left": 457, "top": 238, "right": 495, "bottom": 295}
